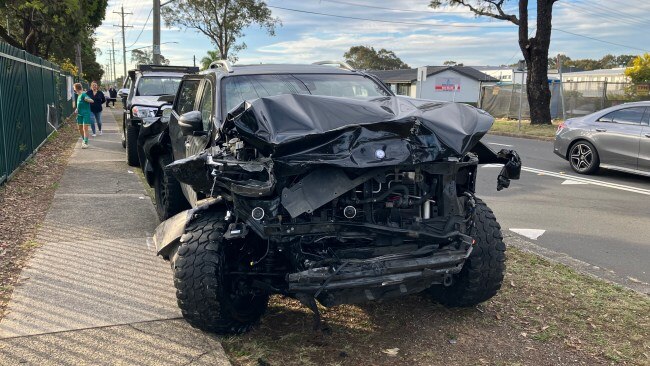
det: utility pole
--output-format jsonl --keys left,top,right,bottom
{"left": 558, "top": 53, "right": 566, "bottom": 121}
{"left": 153, "top": 0, "right": 161, "bottom": 65}
{"left": 106, "top": 49, "right": 112, "bottom": 83}
{"left": 113, "top": 6, "right": 133, "bottom": 80}
{"left": 111, "top": 39, "right": 117, "bottom": 85}
{"left": 517, "top": 60, "right": 526, "bottom": 131}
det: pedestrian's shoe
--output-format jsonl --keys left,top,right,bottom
{"left": 92, "top": 133, "right": 96, "bottom": 137}
{"left": 99, "top": 130, "right": 103, "bottom": 135}
{"left": 81, "top": 143, "right": 88, "bottom": 149}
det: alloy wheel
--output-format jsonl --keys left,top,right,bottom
{"left": 570, "top": 143, "right": 594, "bottom": 172}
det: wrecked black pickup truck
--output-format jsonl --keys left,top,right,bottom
{"left": 150, "top": 61, "right": 521, "bottom": 335}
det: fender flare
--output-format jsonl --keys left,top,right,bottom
{"left": 152, "top": 197, "right": 223, "bottom": 259}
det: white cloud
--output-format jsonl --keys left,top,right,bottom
{"left": 93, "top": 0, "right": 650, "bottom": 78}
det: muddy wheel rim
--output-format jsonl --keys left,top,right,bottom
{"left": 570, "top": 143, "right": 593, "bottom": 172}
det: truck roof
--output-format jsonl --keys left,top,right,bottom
{"left": 200, "top": 63, "right": 358, "bottom": 77}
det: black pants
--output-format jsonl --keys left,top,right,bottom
{"left": 106, "top": 98, "right": 115, "bottom": 107}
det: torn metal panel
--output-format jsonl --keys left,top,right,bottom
{"left": 225, "top": 94, "right": 494, "bottom": 170}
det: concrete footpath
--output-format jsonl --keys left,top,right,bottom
{"left": 0, "top": 109, "right": 231, "bottom": 365}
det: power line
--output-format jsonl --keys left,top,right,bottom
{"left": 268, "top": 5, "right": 516, "bottom": 28}
{"left": 552, "top": 28, "right": 649, "bottom": 52}
{"left": 269, "top": 5, "right": 649, "bottom": 52}
{"left": 126, "top": 8, "right": 153, "bottom": 48}
{"left": 574, "top": 0, "right": 650, "bottom": 23}
{"left": 113, "top": 6, "right": 133, "bottom": 79}
{"left": 558, "top": 1, "right": 648, "bottom": 28}
{"left": 312, "top": 0, "right": 475, "bottom": 14}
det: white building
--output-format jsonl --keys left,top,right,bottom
{"left": 471, "top": 66, "right": 526, "bottom": 84}
{"left": 370, "top": 66, "right": 498, "bottom": 105}
{"left": 561, "top": 68, "right": 630, "bottom": 97}
{"left": 561, "top": 67, "right": 629, "bottom": 83}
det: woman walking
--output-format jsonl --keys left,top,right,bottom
{"left": 87, "top": 81, "right": 106, "bottom": 136}
{"left": 74, "top": 83, "right": 93, "bottom": 148}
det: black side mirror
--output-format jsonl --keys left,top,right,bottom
{"left": 157, "top": 94, "right": 175, "bottom": 104}
{"left": 178, "top": 111, "right": 203, "bottom": 136}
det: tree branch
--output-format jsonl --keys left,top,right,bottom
{"left": 453, "top": 0, "right": 519, "bottom": 25}
{"left": 0, "top": 24, "right": 24, "bottom": 49}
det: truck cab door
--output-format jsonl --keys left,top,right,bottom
{"left": 185, "top": 78, "right": 214, "bottom": 158}
{"left": 169, "top": 78, "right": 202, "bottom": 161}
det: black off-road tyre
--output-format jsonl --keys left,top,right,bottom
{"left": 154, "top": 154, "right": 189, "bottom": 221}
{"left": 428, "top": 198, "right": 506, "bottom": 307}
{"left": 173, "top": 211, "right": 269, "bottom": 334}
{"left": 126, "top": 123, "right": 139, "bottom": 167}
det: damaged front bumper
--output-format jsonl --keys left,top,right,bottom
{"left": 289, "top": 245, "right": 472, "bottom": 307}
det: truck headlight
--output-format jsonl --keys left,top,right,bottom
{"left": 132, "top": 106, "right": 157, "bottom": 118}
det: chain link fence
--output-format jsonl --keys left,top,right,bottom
{"left": 479, "top": 81, "right": 650, "bottom": 120}
{"left": 0, "top": 42, "right": 80, "bottom": 184}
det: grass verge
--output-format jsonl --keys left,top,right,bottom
{"left": 222, "top": 247, "right": 649, "bottom": 366}
{"left": 490, "top": 119, "right": 560, "bottom": 140}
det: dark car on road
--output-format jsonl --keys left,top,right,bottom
{"left": 121, "top": 64, "right": 198, "bottom": 166}
{"left": 554, "top": 101, "right": 650, "bottom": 176}
{"left": 143, "top": 60, "right": 522, "bottom": 334}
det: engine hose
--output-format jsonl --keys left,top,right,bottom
{"left": 354, "top": 184, "right": 410, "bottom": 204}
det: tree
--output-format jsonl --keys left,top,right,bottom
{"left": 549, "top": 54, "right": 639, "bottom": 71}
{"left": 625, "top": 54, "right": 650, "bottom": 84}
{"left": 200, "top": 50, "right": 221, "bottom": 70}
{"left": 431, "top": 0, "right": 557, "bottom": 125}
{"left": 162, "top": 0, "right": 280, "bottom": 62}
{"left": 616, "top": 55, "right": 636, "bottom": 67}
{"left": 443, "top": 60, "right": 465, "bottom": 66}
{"left": 0, "top": 0, "right": 107, "bottom": 80}
{"left": 343, "top": 46, "right": 409, "bottom": 70}
{"left": 131, "top": 49, "right": 170, "bottom": 66}
{"left": 548, "top": 54, "right": 571, "bottom": 70}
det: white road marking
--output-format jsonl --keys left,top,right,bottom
{"left": 561, "top": 179, "right": 588, "bottom": 185}
{"left": 488, "top": 142, "right": 513, "bottom": 147}
{"left": 510, "top": 228, "right": 546, "bottom": 240}
{"left": 523, "top": 167, "right": 650, "bottom": 196}
{"left": 481, "top": 164, "right": 650, "bottom": 195}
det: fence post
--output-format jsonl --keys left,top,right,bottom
{"left": 23, "top": 50, "right": 34, "bottom": 153}
{"left": 0, "top": 54, "right": 7, "bottom": 183}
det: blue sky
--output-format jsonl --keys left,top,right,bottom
{"left": 94, "top": 0, "right": 650, "bottom": 79}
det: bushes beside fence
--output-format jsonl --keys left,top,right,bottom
{"left": 0, "top": 43, "right": 81, "bottom": 184}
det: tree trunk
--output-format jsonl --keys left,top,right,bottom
{"left": 519, "top": 0, "right": 554, "bottom": 125}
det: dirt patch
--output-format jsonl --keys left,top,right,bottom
{"left": 222, "top": 248, "right": 649, "bottom": 366}
{"left": 0, "top": 121, "right": 78, "bottom": 320}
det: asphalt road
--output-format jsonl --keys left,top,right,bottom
{"left": 476, "top": 134, "right": 650, "bottom": 287}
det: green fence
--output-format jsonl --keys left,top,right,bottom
{"left": 0, "top": 43, "right": 78, "bottom": 184}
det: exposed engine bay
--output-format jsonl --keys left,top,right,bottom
{"left": 155, "top": 94, "right": 520, "bottom": 311}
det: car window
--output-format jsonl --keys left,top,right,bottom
{"left": 174, "top": 80, "right": 200, "bottom": 115}
{"left": 598, "top": 107, "right": 646, "bottom": 124}
{"left": 222, "top": 74, "right": 389, "bottom": 114}
{"left": 199, "top": 81, "right": 213, "bottom": 131}
{"left": 136, "top": 77, "right": 182, "bottom": 96}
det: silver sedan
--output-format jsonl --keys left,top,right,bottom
{"left": 554, "top": 101, "right": 650, "bottom": 176}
